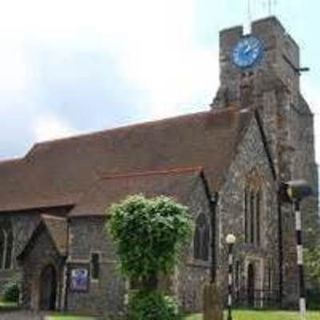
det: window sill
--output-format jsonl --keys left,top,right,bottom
{"left": 187, "top": 258, "right": 211, "bottom": 268}
{"left": 91, "top": 278, "right": 99, "bottom": 283}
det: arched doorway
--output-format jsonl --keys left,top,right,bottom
{"left": 247, "top": 263, "right": 255, "bottom": 307}
{"left": 39, "top": 264, "right": 57, "bottom": 310}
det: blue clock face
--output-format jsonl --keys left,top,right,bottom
{"left": 232, "top": 36, "right": 264, "bottom": 69}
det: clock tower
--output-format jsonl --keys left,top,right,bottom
{"left": 215, "top": 16, "right": 301, "bottom": 109}
{"left": 212, "top": 16, "right": 319, "bottom": 307}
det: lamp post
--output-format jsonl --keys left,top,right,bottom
{"left": 226, "top": 233, "right": 236, "bottom": 320}
{"left": 281, "top": 180, "right": 312, "bottom": 320}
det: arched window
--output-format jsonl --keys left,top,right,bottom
{"left": 255, "top": 191, "right": 261, "bottom": 246}
{"left": 194, "top": 213, "right": 210, "bottom": 261}
{"left": 267, "top": 261, "right": 273, "bottom": 292}
{"left": 5, "top": 229, "right": 13, "bottom": 269}
{"left": 235, "top": 260, "right": 241, "bottom": 302}
{"left": 244, "top": 183, "right": 263, "bottom": 246}
{"left": 0, "top": 220, "right": 14, "bottom": 270}
{"left": 250, "top": 191, "right": 255, "bottom": 244}
{"left": 244, "top": 188, "right": 249, "bottom": 242}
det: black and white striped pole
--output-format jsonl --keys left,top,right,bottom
{"left": 226, "top": 234, "right": 236, "bottom": 320}
{"left": 281, "top": 180, "right": 312, "bottom": 320}
{"left": 293, "top": 199, "right": 306, "bottom": 320}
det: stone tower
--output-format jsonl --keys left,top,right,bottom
{"left": 213, "top": 16, "right": 319, "bottom": 307}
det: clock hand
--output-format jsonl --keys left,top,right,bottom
{"left": 244, "top": 44, "right": 252, "bottom": 54}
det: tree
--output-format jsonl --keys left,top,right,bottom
{"left": 107, "top": 194, "right": 192, "bottom": 319}
{"left": 305, "top": 247, "right": 320, "bottom": 284}
{"left": 304, "top": 246, "right": 320, "bottom": 308}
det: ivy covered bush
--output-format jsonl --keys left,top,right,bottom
{"left": 107, "top": 195, "right": 192, "bottom": 320}
{"left": 128, "top": 291, "right": 181, "bottom": 320}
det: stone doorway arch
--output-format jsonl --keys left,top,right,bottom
{"left": 39, "top": 264, "right": 57, "bottom": 310}
{"left": 247, "top": 263, "right": 255, "bottom": 307}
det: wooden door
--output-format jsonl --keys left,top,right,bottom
{"left": 39, "top": 264, "right": 57, "bottom": 310}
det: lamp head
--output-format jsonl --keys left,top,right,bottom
{"left": 280, "top": 180, "right": 313, "bottom": 202}
{"left": 226, "top": 234, "right": 236, "bottom": 245}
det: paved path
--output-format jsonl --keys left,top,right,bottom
{"left": 0, "top": 310, "right": 98, "bottom": 319}
{"left": 0, "top": 310, "right": 45, "bottom": 319}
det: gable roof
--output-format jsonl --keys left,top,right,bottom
{"left": 17, "top": 215, "right": 68, "bottom": 261}
{"left": 0, "top": 107, "right": 253, "bottom": 213}
{"left": 69, "top": 167, "right": 204, "bottom": 217}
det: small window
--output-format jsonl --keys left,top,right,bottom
{"left": 91, "top": 253, "right": 100, "bottom": 280}
{"left": 130, "top": 278, "right": 141, "bottom": 290}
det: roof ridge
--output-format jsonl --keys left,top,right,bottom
{"left": 25, "top": 107, "right": 239, "bottom": 156}
{"left": 99, "top": 166, "right": 204, "bottom": 181}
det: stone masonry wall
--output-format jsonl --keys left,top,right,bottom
{"left": 0, "top": 214, "right": 39, "bottom": 296}
{"left": 175, "top": 178, "right": 212, "bottom": 313}
{"left": 67, "top": 217, "right": 126, "bottom": 318}
{"left": 68, "top": 180, "right": 213, "bottom": 316}
{"left": 216, "top": 116, "right": 279, "bottom": 307}
{"left": 20, "top": 227, "right": 64, "bottom": 311}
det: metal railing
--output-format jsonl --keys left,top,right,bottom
{"left": 233, "top": 289, "right": 281, "bottom": 309}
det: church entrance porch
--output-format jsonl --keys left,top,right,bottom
{"left": 39, "top": 264, "right": 57, "bottom": 311}
{"left": 17, "top": 215, "right": 68, "bottom": 311}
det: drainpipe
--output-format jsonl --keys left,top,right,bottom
{"left": 277, "top": 187, "right": 283, "bottom": 307}
{"left": 61, "top": 220, "right": 70, "bottom": 311}
{"left": 199, "top": 171, "right": 219, "bottom": 283}
{"left": 210, "top": 192, "right": 219, "bottom": 283}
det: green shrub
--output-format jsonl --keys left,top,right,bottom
{"left": 128, "top": 291, "right": 181, "bottom": 320}
{"left": 108, "top": 195, "right": 192, "bottom": 279}
{"left": 3, "top": 280, "right": 19, "bottom": 302}
{"left": 307, "top": 288, "right": 320, "bottom": 310}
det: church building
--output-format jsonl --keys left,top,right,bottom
{"left": 0, "top": 17, "right": 318, "bottom": 317}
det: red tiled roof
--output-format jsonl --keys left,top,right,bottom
{"left": 0, "top": 107, "right": 253, "bottom": 212}
{"left": 17, "top": 214, "right": 68, "bottom": 260}
{"left": 70, "top": 167, "right": 203, "bottom": 217}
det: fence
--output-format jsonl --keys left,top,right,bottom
{"left": 234, "top": 289, "right": 281, "bottom": 309}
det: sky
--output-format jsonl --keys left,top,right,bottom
{"left": 0, "top": 0, "right": 320, "bottom": 163}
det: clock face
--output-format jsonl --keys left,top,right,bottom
{"left": 232, "top": 36, "right": 264, "bottom": 69}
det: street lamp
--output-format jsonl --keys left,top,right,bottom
{"left": 226, "top": 233, "right": 236, "bottom": 320}
{"left": 281, "top": 180, "right": 313, "bottom": 320}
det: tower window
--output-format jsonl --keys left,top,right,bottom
{"left": 91, "top": 253, "right": 100, "bottom": 280}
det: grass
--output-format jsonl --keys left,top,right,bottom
{"left": 185, "top": 310, "right": 320, "bottom": 320}
{"left": 0, "top": 301, "right": 18, "bottom": 308}
{"left": 44, "top": 316, "right": 96, "bottom": 320}
{"left": 0, "top": 307, "right": 318, "bottom": 320}
{"left": 46, "top": 315, "right": 95, "bottom": 320}
{"left": 45, "top": 310, "right": 320, "bottom": 320}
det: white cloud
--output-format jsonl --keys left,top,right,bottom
{"left": 33, "top": 114, "right": 79, "bottom": 142}
{"left": 0, "top": 0, "right": 215, "bottom": 158}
